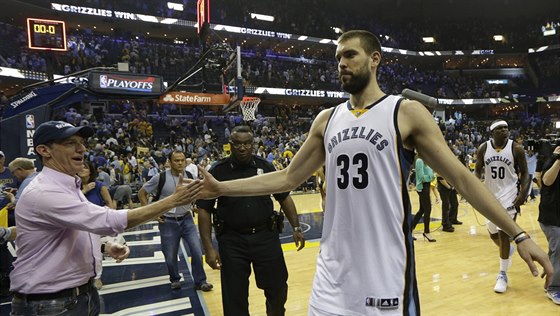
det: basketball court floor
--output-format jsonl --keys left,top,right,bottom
{"left": 1, "top": 189, "right": 557, "bottom": 315}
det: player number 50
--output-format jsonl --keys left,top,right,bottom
{"left": 490, "top": 166, "right": 505, "bottom": 179}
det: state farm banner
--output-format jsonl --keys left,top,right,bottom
{"left": 88, "top": 71, "right": 163, "bottom": 96}
{"left": 160, "top": 92, "right": 230, "bottom": 106}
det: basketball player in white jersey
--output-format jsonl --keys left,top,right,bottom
{"left": 198, "top": 30, "right": 552, "bottom": 315}
{"left": 475, "top": 120, "right": 530, "bottom": 293}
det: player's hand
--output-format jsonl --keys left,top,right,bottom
{"left": 106, "top": 241, "right": 130, "bottom": 263}
{"left": 516, "top": 237, "right": 553, "bottom": 288}
{"left": 198, "top": 167, "right": 222, "bottom": 200}
{"left": 204, "top": 247, "right": 221, "bottom": 270}
{"left": 293, "top": 230, "right": 305, "bottom": 251}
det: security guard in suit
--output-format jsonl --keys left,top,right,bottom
{"left": 197, "top": 125, "right": 305, "bottom": 316}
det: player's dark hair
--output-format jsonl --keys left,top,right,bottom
{"left": 167, "top": 150, "right": 185, "bottom": 161}
{"left": 83, "top": 161, "right": 98, "bottom": 183}
{"left": 338, "top": 30, "right": 382, "bottom": 56}
{"left": 231, "top": 125, "right": 253, "bottom": 136}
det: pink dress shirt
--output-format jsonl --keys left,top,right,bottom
{"left": 10, "top": 167, "right": 128, "bottom": 294}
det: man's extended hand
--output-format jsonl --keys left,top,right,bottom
{"left": 106, "top": 241, "right": 130, "bottom": 263}
{"left": 170, "top": 175, "right": 203, "bottom": 206}
{"left": 516, "top": 238, "right": 553, "bottom": 288}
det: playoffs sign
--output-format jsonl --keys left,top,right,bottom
{"left": 89, "top": 71, "right": 163, "bottom": 96}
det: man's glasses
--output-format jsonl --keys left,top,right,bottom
{"left": 230, "top": 141, "right": 253, "bottom": 149}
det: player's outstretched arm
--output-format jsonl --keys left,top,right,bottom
{"left": 398, "top": 99, "right": 553, "bottom": 286}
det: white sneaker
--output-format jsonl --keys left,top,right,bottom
{"left": 547, "top": 291, "right": 560, "bottom": 305}
{"left": 494, "top": 272, "right": 508, "bottom": 293}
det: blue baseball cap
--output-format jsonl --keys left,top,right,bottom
{"left": 33, "top": 121, "right": 94, "bottom": 148}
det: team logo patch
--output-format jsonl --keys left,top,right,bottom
{"left": 25, "top": 114, "right": 35, "bottom": 128}
{"left": 257, "top": 168, "right": 264, "bottom": 175}
{"left": 99, "top": 75, "right": 108, "bottom": 88}
{"left": 365, "top": 297, "right": 399, "bottom": 310}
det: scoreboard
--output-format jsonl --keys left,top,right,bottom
{"left": 27, "top": 18, "right": 67, "bottom": 51}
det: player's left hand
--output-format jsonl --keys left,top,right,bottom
{"left": 293, "top": 231, "right": 305, "bottom": 251}
{"left": 516, "top": 237, "right": 553, "bottom": 288}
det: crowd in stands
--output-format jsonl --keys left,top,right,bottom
{"left": 25, "top": 94, "right": 550, "bottom": 200}
{"left": 48, "top": 99, "right": 317, "bottom": 194}
{"left": 50, "top": 0, "right": 559, "bottom": 51}
{"left": 2, "top": 18, "right": 551, "bottom": 102}
{"left": 2, "top": 0, "right": 560, "bottom": 99}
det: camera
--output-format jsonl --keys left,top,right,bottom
{"left": 526, "top": 135, "right": 559, "bottom": 156}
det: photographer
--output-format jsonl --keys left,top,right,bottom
{"left": 538, "top": 145, "right": 560, "bottom": 305}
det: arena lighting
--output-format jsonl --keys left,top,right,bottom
{"left": 250, "top": 13, "right": 274, "bottom": 22}
{"left": 422, "top": 37, "right": 435, "bottom": 43}
{"left": 493, "top": 35, "right": 504, "bottom": 41}
{"left": 555, "top": 121, "right": 560, "bottom": 129}
{"left": 160, "top": 18, "right": 178, "bottom": 24}
{"left": 167, "top": 2, "right": 184, "bottom": 11}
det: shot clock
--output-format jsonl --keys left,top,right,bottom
{"left": 27, "top": 18, "right": 67, "bottom": 51}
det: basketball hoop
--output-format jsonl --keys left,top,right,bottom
{"left": 240, "top": 97, "right": 260, "bottom": 121}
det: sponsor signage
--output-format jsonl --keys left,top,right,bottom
{"left": 253, "top": 87, "right": 349, "bottom": 99}
{"left": 24, "top": 114, "right": 36, "bottom": 157}
{"left": 88, "top": 71, "right": 163, "bottom": 95}
{"left": 10, "top": 91, "right": 38, "bottom": 109}
{"left": 51, "top": 3, "right": 193, "bottom": 26}
{"left": 160, "top": 92, "right": 230, "bottom": 105}
{"left": 53, "top": 74, "right": 89, "bottom": 85}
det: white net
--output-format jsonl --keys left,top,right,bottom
{"left": 240, "top": 97, "right": 260, "bottom": 121}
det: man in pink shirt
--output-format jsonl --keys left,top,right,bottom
{"left": 10, "top": 121, "right": 202, "bottom": 316}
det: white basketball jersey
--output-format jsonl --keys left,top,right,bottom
{"left": 483, "top": 139, "right": 519, "bottom": 209}
{"left": 311, "top": 95, "right": 419, "bottom": 316}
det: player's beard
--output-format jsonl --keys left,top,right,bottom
{"left": 339, "top": 65, "right": 371, "bottom": 95}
